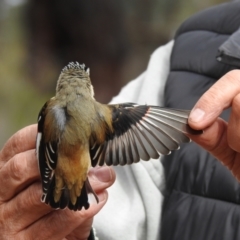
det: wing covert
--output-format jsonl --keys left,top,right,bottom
{"left": 36, "top": 102, "right": 58, "bottom": 203}
{"left": 90, "top": 103, "right": 202, "bottom": 167}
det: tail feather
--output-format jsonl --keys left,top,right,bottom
{"left": 43, "top": 177, "right": 68, "bottom": 209}
{"left": 68, "top": 183, "right": 89, "bottom": 211}
{"left": 43, "top": 176, "right": 98, "bottom": 211}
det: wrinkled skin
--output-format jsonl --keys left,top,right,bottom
{"left": 0, "top": 124, "right": 116, "bottom": 240}
{"left": 189, "top": 70, "right": 240, "bottom": 181}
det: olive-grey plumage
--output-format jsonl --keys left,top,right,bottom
{"left": 37, "top": 62, "right": 202, "bottom": 211}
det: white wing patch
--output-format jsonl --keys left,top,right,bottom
{"left": 36, "top": 132, "right": 42, "bottom": 163}
{"left": 52, "top": 106, "right": 66, "bottom": 131}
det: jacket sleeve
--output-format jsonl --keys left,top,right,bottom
{"left": 217, "top": 27, "right": 240, "bottom": 67}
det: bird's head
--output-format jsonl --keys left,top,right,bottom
{"left": 56, "top": 62, "right": 94, "bottom": 99}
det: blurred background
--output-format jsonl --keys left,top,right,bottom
{"left": 0, "top": 0, "right": 227, "bottom": 148}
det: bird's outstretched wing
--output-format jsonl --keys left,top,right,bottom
{"left": 90, "top": 103, "right": 202, "bottom": 167}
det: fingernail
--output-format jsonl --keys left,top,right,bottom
{"left": 91, "top": 166, "right": 112, "bottom": 182}
{"left": 189, "top": 108, "right": 205, "bottom": 122}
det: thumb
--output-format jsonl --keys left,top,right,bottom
{"left": 188, "top": 70, "right": 240, "bottom": 129}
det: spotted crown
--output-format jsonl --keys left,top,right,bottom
{"left": 62, "top": 62, "right": 90, "bottom": 75}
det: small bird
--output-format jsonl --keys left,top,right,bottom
{"left": 36, "top": 62, "right": 202, "bottom": 211}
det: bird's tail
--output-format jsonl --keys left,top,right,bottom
{"left": 42, "top": 177, "right": 99, "bottom": 211}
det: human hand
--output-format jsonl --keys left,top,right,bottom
{"left": 0, "top": 124, "right": 115, "bottom": 240}
{"left": 188, "top": 69, "right": 240, "bottom": 180}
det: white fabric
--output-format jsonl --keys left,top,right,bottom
{"left": 93, "top": 40, "right": 174, "bottom": 240}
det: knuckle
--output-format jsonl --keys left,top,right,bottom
{"left": 19, "top": 182, "right": 43, "bottom": 208}
{"left": 9, "top": 130, "right": 24, "bottom": 157}
{"left": 9, "top": 154, "right": 27, "bottom": 182}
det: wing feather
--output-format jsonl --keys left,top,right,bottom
{"left": 90, "top": 103, "right": 202, "bottom": 167}
{"left": 98, "top": 142, "right": 108, "bottom": 166}
{"left": 139, "top": 119, "right": 172, "bottom": 155}
{"left": 36, "top": 102, "right": 58, "bottom": 203}
{"left": 120, "top": 134, "right": 129, "bottom": 165}
{"left": 127, "top": 129, "right": 140, "bottom": 163}
{"left": 104, "top": 139, "right": 113, "bottom": 166}
{"left": 124, "top": 130, "right": 135, "bottom": 165}
{"left": 131, "top": 124, "right": 150, "bottom": 160}
{"left": 112, "top": 137, "right": 120, "bottom": 166}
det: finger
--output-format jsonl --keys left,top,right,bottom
{"left": 65, "top": 218, "right": 93, "bottom": 240}
{"left": 64, "top": 167, "right": 115, "bottom": 240}
{"left": 0, "top": 125, "right": 37, "bottom": 168}
{"left": 0, "top": 182, "right": 53, "bottom": 233}
{"left": 228, "top": 93, "right": 240, "bottom": 152}
{"left": 0, "top": 149, "right": 39, "bottom": 202}
{"left": 189, "top": 70, "right": 240, "bottom": 129}
{"left": 189, "top": 118, "right": 237, "bottom": 170}
{"left": 88, "top": 166, "right": 116, "bottom": 192}
{"left": 22, "top": 191, "right": 108, "bottom": 240}
{"left": 0, "top": 160, "right": 114, "bottom": 233}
